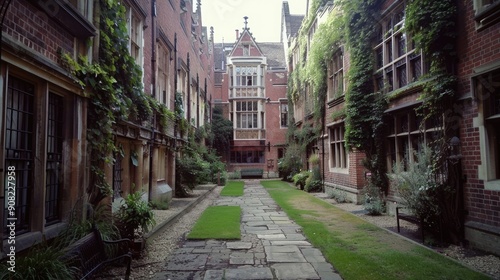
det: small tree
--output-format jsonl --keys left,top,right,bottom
{"left": 278, "top": 143, "right": 303, "bottom": 181}
{"left": 390, "top": 146, "right": 441, "bottom": 228}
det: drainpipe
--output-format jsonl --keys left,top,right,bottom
{"left": 204, "top": 78, "right": 207, "bottom": 124}
{"left": 187, "top": 53, "right": 191, "bottom": 125}
{"left": 173, "top": 33, "right": 178, "bottom": 146}
{"left": 321, "top": 99, "right": 326, "bottom": 193}
{"left": 148, "top": 0, "right": 157, "bottom": 201}
{"left": 196, "top": 73, "right": 199, "bottom": 128}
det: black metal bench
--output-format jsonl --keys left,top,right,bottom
{"left": 240, "top": 168, "right": 264, "bottom": 179}
{"left": 62, "top": 228, "right": 132, "bottom": 280}
{"left": 396, "top": 207, "right": 425, "bottom": 243}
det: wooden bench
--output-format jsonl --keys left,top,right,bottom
{"left": 396, "top": 207, "right": 425, "bottom": 243}
{"left": 240, "top": 168, "right": 264, "bottom": 179}
{"left": 62, "top": 228, "right": 132, "bottom": 280}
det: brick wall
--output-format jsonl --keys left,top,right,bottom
{"left": 4, "top": 0, "right": 74, "bottom": 64}
{"left": 456, "top": 1, "right": 500, "bottom": 230}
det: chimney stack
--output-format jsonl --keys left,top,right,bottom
{"left": 235, "top": 29, "right": 239, "bottom": 40}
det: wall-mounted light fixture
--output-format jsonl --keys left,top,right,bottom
{"left": 448, "top": 136, "right": 462, "bottom": 164}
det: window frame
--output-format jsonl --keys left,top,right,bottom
{"left": 474, "top": 65, "right": 500, "bottom": 190}
{"left": 327, "top": 49, "right": 344, "bottom": 101}
{"left": 280, "top": 101, "right": 288, "bottom": 128}
{"left": 3, "top": 74, "right": 72, "bottom": 236}
{"left": 235, "top": 101, "right": 258, "bottom": 129}
{"left": 373, "top": 5, "right": 425, "bottom": 93}
{"left": 328, "top": 124, "right": 348, "bottom": 172}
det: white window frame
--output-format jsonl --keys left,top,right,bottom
{"left": 157, "top": 43, "right": 171, "bottom": 107}
{"left": 235, "top": 101, "right": 258, "bottom": 129}
{"left": 126, "top": 6, "right": 143, "bottom": 67}
{"left": 329, "top": 124, "right": 348, "bottom": 172}
{"left": 474, "top": 65, "right": 500, "bottom": 190}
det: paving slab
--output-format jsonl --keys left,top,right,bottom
{"left": 224, "top": 267, "right": 274, "bottom": 280}
{"left": 272, "top": 263, "right": 321, "bottom": 280}
{"left": 165, "top": 253, "right": 208, "bottom": 271}
{"left": 226, "top": 241, "right": 253, "bottom": 249}
{"left": 264, "top": 245, "right": 307, "bottom": 263}
{"left": 203, "top": 270, "right": 224, "bottom": 280}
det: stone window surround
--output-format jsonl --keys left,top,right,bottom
{"left": 473, "top": 60, "right": 500, "bottom": 191}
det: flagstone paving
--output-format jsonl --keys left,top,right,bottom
{"left": 154, "top": 180, "right": 342, "bottom": 279}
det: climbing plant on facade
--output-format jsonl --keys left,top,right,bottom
{"left": 63, "top": 0, "right": 173, "bottom": 205}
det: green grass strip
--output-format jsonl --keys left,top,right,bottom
{"left": 220, "top": 181, "right": 244, "bottom": 196}
{"left": 187, "top": 206, "right": 241, "bottom": 240}
{"left": 260, "top": 180, "right": 488, "bottom": 280}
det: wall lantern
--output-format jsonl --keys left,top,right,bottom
{"left": 448, "top": 136, "right": 462, "bottom": 164}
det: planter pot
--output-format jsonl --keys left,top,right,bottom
{"left": 131, "top": 237, "right": 145, "bottom": 258}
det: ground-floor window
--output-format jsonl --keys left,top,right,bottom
{"left": 386, "top": 108, "right": 442, "bottom": 171}
{"left": 328, "top": 124, "right": 348, "bottom": 169}
{"left": 3, "top": 75, "right": 70, "bottom": 235}
{"left": 475, "top": 66, "right": 500, "bottom": 184}
{"left": 230, "top": 150, "right": 264, "bottom": 163}
{"left": 4, "top": 76, "right": 35, "bottom": 234}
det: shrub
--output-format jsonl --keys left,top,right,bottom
{"left": 304, "top": 166, "right": 322, "bottom": 192}
{"left": 327, "top": 187, "right": 349, "bottom": 203}
{"left": 292, "top": 171, "right": 310, "bottom": 190}
{"left": 228, "top": 170, "right": 241, "bottom": 179}
{"left": 389, "top": 146, "right": 441, "bottom": 227}
{"left": 363, "top": 182, "right": 386, "bottom": 215}
{"left": 305, "top": 179, "right": 322, "bottom": 192}
{"left": 0, "top": 243, "right": 76, "bottom": 280}
{"left": 116, "top": 192, "right": 156, "bottom": 238}
{"left": 278, "top": 144, "right": 303, "bottom": 181}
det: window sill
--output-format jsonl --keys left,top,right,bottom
{"left": 485, "top": 179, "right": 500, "bottom": 191}
{"left": 475, "top": 1, "right": 500, "bottom": 30}
{"left": 329, "top": 167, "right": 349, "bottom": 175}
{"left": 33, "top": 0, "right": 96, "bottom": 38}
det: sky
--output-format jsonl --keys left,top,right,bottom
{"left": 200, "top": 0, "right": 307, "bottom": 43}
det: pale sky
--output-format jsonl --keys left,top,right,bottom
{"left": 201, "top": 0, "right": 307, "bottom": 43}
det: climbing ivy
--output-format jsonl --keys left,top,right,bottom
{"left": 63, "top": 0, "right": 173, "bottom": 205}
{"left": 405, "top": 0, "right": 457, "bottom": 126}
{"left": 287, "top": 0, "right": 345, "bottom": 153}
{"left": 343, "top": 0, "right": 382, "bottom": 150}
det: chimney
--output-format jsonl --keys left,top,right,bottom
{"left": 235, "top": 29, "right": 239, "bottom": 40}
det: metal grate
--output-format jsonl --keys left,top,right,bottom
{"left": 45, "top": 93, "right": 63, "bottom": 225}
{"left": 4, "top": 76, "right": 34, "bottom": 235}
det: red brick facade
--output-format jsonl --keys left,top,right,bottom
{"left": 454, "top": 0, "right": 500, "bottom": 254}
{"left": 213, "top": 28, "right": 288, "bottom": 175}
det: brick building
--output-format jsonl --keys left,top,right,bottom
{"left": 0, "top": 0, "right": 214, "bottom": 256}
{"left": 0, "top": 0, "right": 95, "bottom": 254}
{"left": 455, "top": 0, "right": 500, "bottom": 255}
{"left": 286, "top": 0, "right": 500, "bottom": 255}
{"left": 214, "top": 19, "right": 288, "bottom": 177}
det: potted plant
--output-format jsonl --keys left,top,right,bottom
{"left": 116, "top": 191, "right": 156, "bottom": 257}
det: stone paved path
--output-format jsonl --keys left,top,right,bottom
{"left": 153, "top": 180, "right": 342, "bottom": 280}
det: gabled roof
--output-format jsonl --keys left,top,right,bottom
{"left": 214, "top": 42, "right": 286, "bottom": 70}
{"left": 288, "top": 14, "right": 305, "bottom": 38}
{"left": 228, "top": 28, "right": 264, "bottom": 57}
{"left": 281, "top": 1, "right": 304, "bottom": 42}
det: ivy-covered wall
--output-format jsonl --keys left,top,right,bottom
{"left": 287, "top": 0, "right": 458, "bottom": 196}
